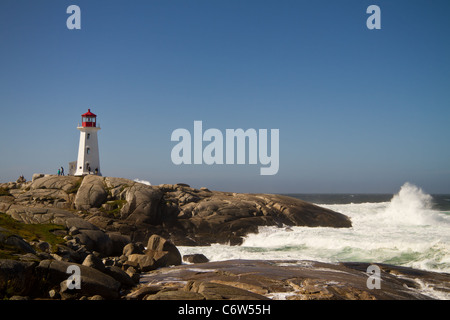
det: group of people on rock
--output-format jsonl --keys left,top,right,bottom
{"left": 16, "top": 166, "right": 100, "bottom": 181}
{"left": 56, "top": 166, "right": 99, "bottom": 176}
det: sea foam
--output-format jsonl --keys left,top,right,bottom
{"left": 179, "top": 183, "right": 450, "bottom": 274}
{"left": 382, "top": 182, "right": 434, "bottom": 225}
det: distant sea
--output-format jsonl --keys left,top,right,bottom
{"left": 179, "top": 183, "right": 450, "bottom": 276}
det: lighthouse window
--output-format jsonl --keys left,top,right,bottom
{"left": 87, "top": 133, "right": 90, "bottom": 140}
{"left": 87, "top": 148, "right": 90, "bottom": 154}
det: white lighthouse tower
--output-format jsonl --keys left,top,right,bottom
{"left": 73, "top": 109, "right": 102, "bottom": 176}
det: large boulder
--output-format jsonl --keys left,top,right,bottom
{"left": 183, "top": 254, "right": 209, "bottom": 264}
{"left": 3, "top": 235, "right": 36, "bottom": 255}
{"left": 120, "top": 184, "right": 164, "bottom": 224}
{"left": 82, "top": 254, "right": 105, "bottom": 272}
{"left": 107, "top": 232, "right": 131, "bottom": 256}
{"left": 73, "top": 229, "right": 113, "bottom": 257}
{"left": 104, "top": 266, "right": 135, "bottom": 288}
{"left": 0, "top": 260, "right": 37, "bottom": 298}
{"left": 127, "top": 254, "right": 158, "bottom": 272}
{"left": 36, "top": 259, "right": 121, "bottom": 299}
{"left": 74, "top": 175, "right": 107, "bottom": 210}
{"left": 122, "top": 242, "right": 145, "bottom": 256}
{"left": 126, "top": 235, "right": 182, "bottom": 271}
{"left": 146, "top": 234, "right": 181, "bottom": 266}
{"left": 104, "top": 177, "right": 134, "bottom": 199}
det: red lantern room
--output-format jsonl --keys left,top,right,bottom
{"left": 81, "top": 109, "right": 97, "bottom": 127}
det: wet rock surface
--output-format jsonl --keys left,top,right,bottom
{"left": 137, "top": 259, "right": 450, "bottom": 300}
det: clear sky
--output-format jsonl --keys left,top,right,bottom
{"left": 0, "top": 0, "right": 449, "bottom": 194}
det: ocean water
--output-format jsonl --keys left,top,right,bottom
{"left": 179, "top": 182, "right": 450, "bottom": 274}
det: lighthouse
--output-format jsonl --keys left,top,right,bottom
{"left": 72, "top": 109, "right": 102, "bottom": 176}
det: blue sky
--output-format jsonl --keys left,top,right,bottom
{"left": 0, "top": 0, "right": 449, "bottom": 194}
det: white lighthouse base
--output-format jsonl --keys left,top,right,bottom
{"left": 74, "top": 126, "right": 101, "bottom": 176}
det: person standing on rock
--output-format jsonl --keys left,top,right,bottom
{"left": 61, "top": 167, "right": 64, "bottom": 176}
{"left": 57, "top": 168, "right": 61, "bottom": 176}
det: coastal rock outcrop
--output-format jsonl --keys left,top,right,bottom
{"left": 1, "top": 175, "right": 352, "bottom": 246}
{"left": 137, "top": 259, "right": 450, "bottom": 300}
{"left": 169, "top": 190, "right": 352, "bottom": 245}
{"left": 0, "top": 176, "right": 449, "bottom": 300}
{"left": 3, "top": 205, "right": 116, "bottom": 257}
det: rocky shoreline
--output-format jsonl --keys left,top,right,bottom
{"left": 138, "top": 259, "right": 450, "bottom": 300}
{"left": 1, "top": 175, "right": 449, "bottom": 300}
